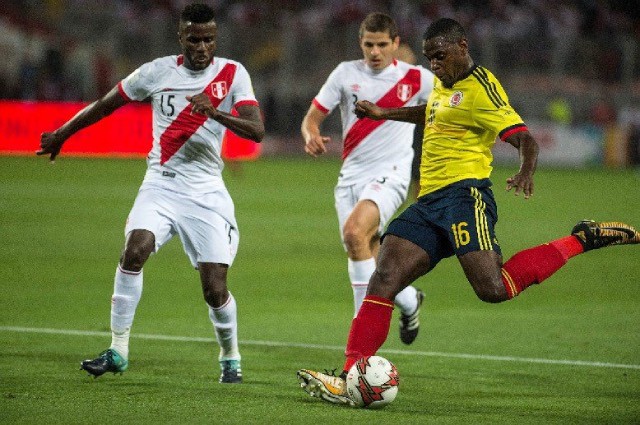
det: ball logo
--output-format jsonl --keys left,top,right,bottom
{"left": 449, "top": 91, "right": 463, "bottom": 107}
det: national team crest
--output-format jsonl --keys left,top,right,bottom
{"left": 210, "top": 81, "right": 228, "bottom": 99}
{"left": 397, "top": 84, "right": 413, "bottom": 102}
{"left": 449, "top": 91, "right": 463, "bottom": 107}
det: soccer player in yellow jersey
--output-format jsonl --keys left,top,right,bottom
{"left": 297, "top": 17, "right": 640, "bottom": 406}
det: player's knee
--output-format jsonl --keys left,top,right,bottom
{"left": 120, "top": 245, "right": 150, "bottom": 271}
{"left": 343, "top": 225, "right": 368, "bottom": 253}
{"left": 472, "top": 278, "right": 509, "bottom": 303}
{"left": 202, "top": 283, "right": 228, "bottom": 308}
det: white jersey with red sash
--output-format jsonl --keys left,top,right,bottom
{"left": 118, "top": 55, "right": 259, "bottom": 194}
{"left": 313, "top": 59, "right": 433, "bottom": 185}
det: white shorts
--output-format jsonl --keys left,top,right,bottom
{"left": 125, "top": 187, "right": 239, "bottom": 268}
{"left": 334, "top": 174, "right": 409, "bottom": 243}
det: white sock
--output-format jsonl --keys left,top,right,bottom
{"left": 208, "top": 292, "right": 240, "bottom": 362}
{"left": 394, "top": 285, "right": 418, "bottom": 315}
{"left": 348, "top": 258, "right": 376, "bottom": 317}
{"left": 110, "top": 265, "right": 143, "bottom": 360}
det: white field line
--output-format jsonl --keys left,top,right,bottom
{"left": 2, "top": 325, "right": 639, "bottom": 370}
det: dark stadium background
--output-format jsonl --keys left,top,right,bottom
{"left": 1, "top": 0, "right": 639, "bottom": 165}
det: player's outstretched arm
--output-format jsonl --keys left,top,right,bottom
{"left": 187, "top": 94, "right": 264, "bottom": 143}
{"left": 355, "top": 101, "right": 426, "bottom": 125}
{"left": 301, "top": 104, "right": 331, "bottom": 157}
{"left": 37, "top": 86, "right": 128, "bottom": 162}
{"left": 504, "top": 130, "right": 539, "bottom": 199}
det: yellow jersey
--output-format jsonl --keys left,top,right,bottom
{"left": 418, "top": 65, "right": 527, "bottom": 197}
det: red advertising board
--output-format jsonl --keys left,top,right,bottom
{"left": 0, "top": 100, "right": 260, "bottom": 160}
{"left": 0, "top": 100, "right": 152, "bottom": 157}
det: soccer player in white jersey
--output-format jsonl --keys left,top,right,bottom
{"left": 37, "top": 3, "right": 264, "bottom": 384}
{"left": 301, "top": 12, "right": 434, "bottom": 344}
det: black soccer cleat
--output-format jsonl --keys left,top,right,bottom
{"left": 219, "top": 359, "right": 242, "bottom": 384}
{"left": 399, "top": 289, "right": 425, "bottom": 345}
{"left": 80, "top": 348, "right": 128, "bottom": 378}
{"left": 571, "top": 220, "right": 640, "bottom": 252}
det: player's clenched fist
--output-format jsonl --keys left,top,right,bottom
{"left": 354, "top": 100, "right": 385, "bottom": 120}
{"left": 187, "top": 93, "right": 220, "bottom": 119}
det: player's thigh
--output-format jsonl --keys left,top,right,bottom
{"left": 335, "top": 184, "right": 359, "bottom": 237}
{"left": 176, "top": 191, "right": 239, "bottom": 268}
{"left": 125, "top": 188, "right": 175, "bottom": 253}
{"left": 360, "top": 175, "right": 409, "bottom": 235}
{"left": 368, "top": 234, "right": 430, "bottom": 299}
{"left": 384, "top": 202, "right": 453, "bottom": 272}
{"left": 344, "top": 200, "right": 380, "bottom": 239}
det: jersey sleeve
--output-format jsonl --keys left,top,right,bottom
{"left": 118, "top": 60, "right": 160, "bottom": 101}
{"left": 231, "top": 63, "right": 259, "bottom": 108}
{"left": 313, "top": 63, "right": 345, "bottom": 114}
{"left": 470, "top": 75, "right": 527, "bottom": 140}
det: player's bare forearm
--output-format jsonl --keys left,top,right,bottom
{"left": 38, "top": 86, "right": 126, "bottom": 161}
{"left": 508, "top": 130, "right": 538, "bottom": 176}
{"left": 187, "top": 94, "right": 264, "bottom": 142}
{"left": 301, "top": 105, "right": 330, "bottom": 157}
{"left": 57, "top": 87, "right": 126, "bottom": 140}
{"left": 355, "top": 101, "right": 425, "bottom": 125}
{"left": 381, "top": 105, "right": 426, "bottom": 125}
{"left": 213, "top": 105, "right": 264, "bottom": 143}
{"left": 505, "top": 130, "right": 539, "bottom": 198}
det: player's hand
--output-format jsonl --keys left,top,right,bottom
{"left": 304, "top": 134, "right": 331, "bottom": 157}
{"left": 187, "top": 93, "right": 219, "bottom": 119}
{"left": 355, "top": 100, "right": 384, "bottom": 120}
{"left": 506, "top": 173, "right": 534, "bottom": 199}
{"left": 37, "top": 131, "right": 65, "bottom": 162}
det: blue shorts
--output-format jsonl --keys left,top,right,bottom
{"left": 384, "top": 179, "right": 501, "bottom": 270}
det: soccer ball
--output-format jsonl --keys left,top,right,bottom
{"left": 345, "top": 355, "right": 399, "bottom": 409}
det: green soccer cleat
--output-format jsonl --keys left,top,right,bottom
{"left": 297, "top": 369, "right": 355, "bottom": 407}
{"left": 571, "top": 220, "right": 640, "bottom": 252}
{"left": 219, "top": 359, "right": 242, "bottom": 384}
{"left": 80, "top": 348, "right": 128, "bottom": 378}
{"left": 399, "top": 289, "right": 425, "bottom": 345}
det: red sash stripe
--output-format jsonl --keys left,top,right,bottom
{"left": 342, "top": 68, "right": 421, "bottom": 160}
{"left": 159, "top": 63, "right": 237, "bottom": 165}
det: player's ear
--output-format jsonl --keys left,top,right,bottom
{"left": 457, "top": 37, "right": 468, "bottom": 53}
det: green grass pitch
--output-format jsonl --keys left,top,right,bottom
{"left": 1, "top": 156, "right": 639, "bottom": 424}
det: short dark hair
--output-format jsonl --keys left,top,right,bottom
{"left": 423, "top": 18, "right": 466, "bottom": 43}
{"left": 359, "top": 12, "right": 398, "bottom": 39}
{"left": 181, "top": 3, "right": 216, "bottom": 24}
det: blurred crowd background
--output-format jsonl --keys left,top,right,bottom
{"left": 1, "top": 0, "right": 639, "bottom": 164}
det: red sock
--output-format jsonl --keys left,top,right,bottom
{"left": 500, "top": 236, "right": 583, "bottom": 299}
{"left": 342, "top": 295, "right": 394, "bottom": 373}
{"left": 550, "top": 235, "right": 584, "bottom": 260}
